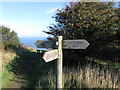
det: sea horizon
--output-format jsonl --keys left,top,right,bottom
{"left": 19, "top": 37, "right": 48, "bottom": 50}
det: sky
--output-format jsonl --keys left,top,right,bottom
{"left": 1, "top": 2, "right": 67, "bottom": 37}
{"left": 0, "top": 0, "right": 119, "bottom": 38}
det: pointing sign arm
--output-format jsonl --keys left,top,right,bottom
{"left": 43, "top": 49, "right": 58, "bottom": 62}
{"left": 63, "top": 39, "right": 89, "bottom": 49}
{"left": 35, "top": 40, "right": 56, "bottom": 48}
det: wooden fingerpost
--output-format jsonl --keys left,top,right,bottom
{"left": 57, "top": 36, "right": 63, "bottom": 89}
{"left": 35, "top": 35, "right": 90, "bottom": 89}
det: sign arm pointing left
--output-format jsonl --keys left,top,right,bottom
{"left": 43, "top": 49, "right": 58, "bottom": 62}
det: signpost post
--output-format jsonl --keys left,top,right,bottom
{"left": 57, "top": 36, "right": 63, "bottom": 88}
{"left": 35, "top": 36, "right": 89, "bottom": 89}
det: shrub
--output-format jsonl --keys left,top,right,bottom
{"left": 44, "top": 2, "right": 120, "bottom": 65}
{"left": 0, "top": 25, "right": 21, "bottom": 49}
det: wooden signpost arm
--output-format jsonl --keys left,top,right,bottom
{"left": 57, "top": 36, "right": 63, "bottom": 89}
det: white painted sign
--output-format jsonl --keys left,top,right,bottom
{"left": 43, "top": 49, "right": 58, "bottom": 62}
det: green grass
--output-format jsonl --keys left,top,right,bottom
{"left": 2, "top": 67, "right": 15, "bottom": 88}
{"left": 1, "top": 49, "right": 17, "bottom": 88}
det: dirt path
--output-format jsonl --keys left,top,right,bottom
{"left": 2, "top": 47, "right": 46, "bottom": 88}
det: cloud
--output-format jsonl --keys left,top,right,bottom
{"left": 16, "top": 27, "right": 49, "bottom": 37}
{"left": 1, "top": 21, "right": 49, "bottom": 37}
{"left": 46, "top": 7, "right": 59, "bottom": 14}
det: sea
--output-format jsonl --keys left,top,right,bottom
{"left": 19, "top": 37, "right": 47, "bottom": 50}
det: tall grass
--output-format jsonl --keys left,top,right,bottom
{"left": 36, "top": 65, "right": 120, "bottom": 88}
{"left": 0, "top": 50, "right": 2, "bottom": 89}
{"left": 63, "top": 65, "right": 119, "bottom": 88}
{"left": 1, "top": 49, "right": 17, "bottom": 88}
{"left": 2, "top": 49, "right": 16, "bottom": 68}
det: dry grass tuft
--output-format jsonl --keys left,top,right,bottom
{"left": 37, "top": 65, "right": 120, "bottom": 88}
{"left": 1, "top": 49, "right": 16, "bottom": 68}
{"left": 63, "top": 65, "right": 120, "bottom": 88}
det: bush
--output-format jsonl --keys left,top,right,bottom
{"left": 45, "top": 2, "right": 120, "bottom": 66}
{"left": 0, "top": 25, "right": 21, "bottom": 49}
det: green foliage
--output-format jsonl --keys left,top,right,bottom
{"left": 0, "top": 25, "right": 21, "bottom": 49}
{"left": 45, "top": 2, "right": 120, "bottom": 66}
{"left": 46, "top": 2, "right": 119, "bottom": 39}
